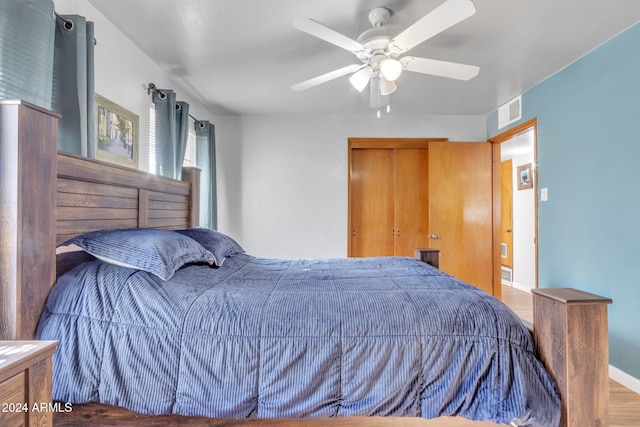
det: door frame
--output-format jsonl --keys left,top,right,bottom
{"left": 488, "top": 118, "right": 539, "bottom": 295}
{"left": 346, "top": 138, "right": 446, "bottom": 257}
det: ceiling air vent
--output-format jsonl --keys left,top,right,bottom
{"left": 498, "top": 95, "right": 522, "bottom": 129}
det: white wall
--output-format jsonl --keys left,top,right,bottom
{"left": 211, "top": 115, "right": 242, "bottom": 236}
{"left": 53, "top": 0, "right": 214, "bottom": 172}
{"left": 511, "top": 153, "right": 536, "bottom": 290}
{"left": 214, "top": 114, "right": 487, "bottom": 258}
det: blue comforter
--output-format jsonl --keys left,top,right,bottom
{"left": 37, "top": 255, "right": 560, "bottom": 426}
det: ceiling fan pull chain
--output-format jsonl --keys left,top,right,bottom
{"left": 376, "top": 81, "right": 381, "bottom": 118}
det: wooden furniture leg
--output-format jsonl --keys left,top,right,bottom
{"left": 532, "top": 288, "right": 612, "bottom": 427}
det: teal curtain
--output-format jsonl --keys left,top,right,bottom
{"left": 174, "top": 101, "right": 189, "bottom": 176}
{"left": 152, "top": 89, "right": 189, "bottom": 179}
{"left": 0, "top": 0, "right": 55, "bottom": 109}
{"left": 195, "top": 121, "right": 217, "bottom": 229}
{"left": 52, "top": 15, "right": 96, "bottom": 156}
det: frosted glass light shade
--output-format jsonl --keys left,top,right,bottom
{"left": 349, "top": 66, "right": 372, "bottom": 92}
{"left": 380, "top": 58, "right": 403, "bottom": 81}
{"left": 379, "top": 77, "right": 397, "bottom": 96}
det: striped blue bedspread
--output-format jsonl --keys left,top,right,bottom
{"left": 37, "top": 255, "right": 560, "bottom": 426}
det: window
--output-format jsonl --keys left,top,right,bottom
{"left": 182, "top": 118, "right": 197, "bottom": 167}
{"left": 148, "top": 103, "right": 196, "bottom": 173}
{"left": 148, "top": 102, "right": 156, "bottom": 174}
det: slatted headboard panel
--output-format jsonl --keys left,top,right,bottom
{"left": 56, "top": 152, "right": 200, "bottom": 245}
{"left": 55, "top": 152, "right": 200, "bottom": 278}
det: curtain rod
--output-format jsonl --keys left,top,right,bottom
{"left": 147, "top": 83, "right": 206, "bottom": 127}
{"left": 54, "top": 11, "right": 97, "bottom": 45}
{"left": 54, "top": 11, "right": 74, "bottom": 30}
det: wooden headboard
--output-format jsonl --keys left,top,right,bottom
{"left": 55, "top": 152, "right": 200, "bottom": 277}
{"left": 57, "top": 153, "right": 199, "bottom": 245}
{"left": 0, "top": 100, "right": 200, "bottom": 340}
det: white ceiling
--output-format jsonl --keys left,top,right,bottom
{"left": 87, "top": 0, "right": 640, "bottom": 117}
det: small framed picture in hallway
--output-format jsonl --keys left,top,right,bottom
{"left": 96, "top": 94, "right": 139, "bottom": 169}
{"left": 517, "top": 163, "right": 533, "bottom": 190}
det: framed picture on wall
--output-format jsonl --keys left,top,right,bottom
{"left": 517, "top": 163, "right": 533, "bottom": 190}
{"left": 95, "top": 94, "right": 139, "bottom": 169}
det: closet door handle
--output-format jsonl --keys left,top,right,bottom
{"left": 428, "top": 234, "right": 440, "bottom": 240}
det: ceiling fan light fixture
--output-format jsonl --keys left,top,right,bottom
{"left": 380, "top": 58, "right": 403, "bottom": 81}
{"left": 291, "top": 1, "right": 479, "bottom": 109}
{"left": 349, "top": 66, "right": 373, "bottom": 92}
{"left": 379, "top": 76, "right": 397, "bottom": 96}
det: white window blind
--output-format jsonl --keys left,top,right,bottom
{"left": 183, "top": 118, "right": 197, "bottom": 167}
{"left": 148, "top": 104, "right": 196, "bottom": 173}
{"left": 148, "top": 102, "right": 156, "bottom": 174}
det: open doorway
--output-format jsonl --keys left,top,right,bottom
{"left": 490, "top": 119, "right": 538, "bottom": 292}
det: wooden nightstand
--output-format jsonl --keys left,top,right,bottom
{"left": 531, "top": 289, "right": 613, "bottom": 427}
{"left": 0, "top": 340, "right": 58, "bottom": 427}
{"left": 414, "top": 248, "right": 440, "bottom": 268}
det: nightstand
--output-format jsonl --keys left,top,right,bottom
{"left": 531, "top": 289, "right": 612, "bottom": 426}
{"left": 0, "top": 340, "right": 58, "bottom": 427}
{"left": 414, "top": 248, "right": 440, "bottom": 268}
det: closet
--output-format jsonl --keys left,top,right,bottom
{"left": 349, "top": 141, "right": 429, "bottom": 258}
{"left": 348, "top": 138, "right": 495, "bottom": 295}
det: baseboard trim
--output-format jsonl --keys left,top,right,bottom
{"left": 511, "top": 281, "right": 533, "bottom": 293}
{"left": 610, "top": 364, "right": 640, "bottom": 395}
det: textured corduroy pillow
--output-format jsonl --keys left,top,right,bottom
{"left": 176, "top": 228, "right": 245, "bottom": 266}
{"left": 58, "top": 228, "right": 215, "bottom": 280}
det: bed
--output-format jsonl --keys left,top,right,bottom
{"left": 0, "top": 101, "right": 612, "bottom": 427}
{"left": 38, "top": 226, "right": 560, "bottom": 426}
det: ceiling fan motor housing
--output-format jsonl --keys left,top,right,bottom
{"left": 368, "top": 7, "right": 391, "bottom": 27}
{"left": 356, "top": 8, "right": 401, "bottom": 62}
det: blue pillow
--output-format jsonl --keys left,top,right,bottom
{"left": 176, "top": 228, "right": 245, "bottom": 266}
{"left": 58, "top": 228, "right": 215, "bottom": 280}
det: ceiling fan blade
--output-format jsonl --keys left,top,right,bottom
{"left": 402, "top": 56, "right": 479, "bottom": 81}
{"left": 390, "top": 0, "right": 476, "bottom": 53}
{"left": 369, "top": 74, "right": 389, "bottom": 109}
{"left": 293, "top": 18, "right": 365, "bottom": 53}
{"left": 291, "top": 64, "right": 364, "bottom": 91}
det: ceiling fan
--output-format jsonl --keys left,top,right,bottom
{"left": 290, "top": 0, "right": 480, "bottom": 110}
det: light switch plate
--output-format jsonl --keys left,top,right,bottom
{"left": 541, "top": 187, "right": 548, "bottom": 201}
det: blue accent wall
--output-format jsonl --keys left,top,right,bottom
{"left": 488, "top": 22, "right": 640, "bottom": 380}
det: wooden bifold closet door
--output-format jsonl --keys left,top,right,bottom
{"left": 349, "top": 141, "right": 429, "bottom": 258}
{"left": 393, "top": 148, "right": 429, "bottom": 256}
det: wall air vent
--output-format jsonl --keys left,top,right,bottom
{"left": 501, "top": 266, "right": 513, "bottom": 285}
{"left": 498, "top": 95, "right": 522, "bottom": 129}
